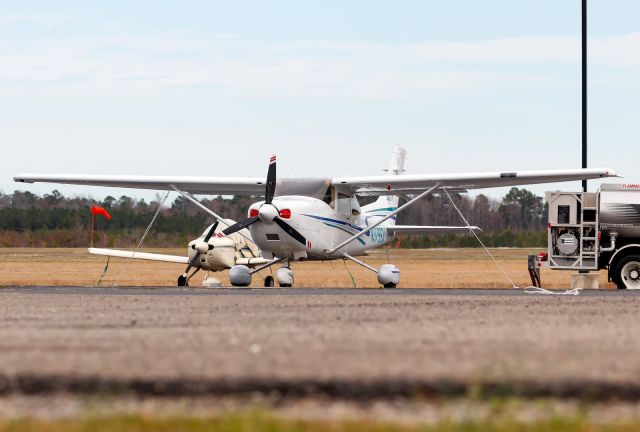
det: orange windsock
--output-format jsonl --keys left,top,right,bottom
{"left": 90, "top": 206, "right": 112, "bottom": 220}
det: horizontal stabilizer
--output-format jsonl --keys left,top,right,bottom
{"left": 89, "top": 248, "right": 189, "bottom": 264}
{"left": 387, "top": 225, "right": 481, "bottom": 235}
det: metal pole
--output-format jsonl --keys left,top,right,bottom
{"left": 90, "top": 213, "right": 94, "bottom": 247}
{"left": 582, "top": 0, "right": 588, "bottom": 192}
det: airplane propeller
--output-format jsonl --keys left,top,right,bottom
{"left": 182, "top": 220, "right": 219, "bottom": 278}
{"left": 221, "top": 155, "right": 307, "bottom": 246}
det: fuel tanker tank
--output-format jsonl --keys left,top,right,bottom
{"left": 599, "top": 184, "right": 640, "bottom": 238}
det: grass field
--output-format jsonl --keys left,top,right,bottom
{"left": 1, "top": 410, "right": 640, "bottom": 432}
{"left": 0, "top": 247, "right": 615, "bottom": 288}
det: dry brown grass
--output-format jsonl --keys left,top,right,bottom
{"left": 0, "top": 247, "right": 615, "bottom": 289}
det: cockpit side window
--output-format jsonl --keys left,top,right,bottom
{"left": 350, "top": 197, "right": 361, "bottom": 216}
{"left": 336, "top": 193, "right": 352, "bottom": 215}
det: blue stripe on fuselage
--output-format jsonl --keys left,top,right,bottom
{"left": 302, "top": 214, "right": 367, "bottom": 236}
{"left": 364, "top": 207, "right": 397, "bottom": 213}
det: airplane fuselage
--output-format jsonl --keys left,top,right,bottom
{"left": 247, "top": 196, "right": 393, "bottom": 260}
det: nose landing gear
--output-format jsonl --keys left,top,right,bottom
{"left": 177, "top": 268, "right": 200, "bottom": 287}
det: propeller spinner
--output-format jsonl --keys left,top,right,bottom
{"left": 221, "top": 155, "right": 306, "bottom": 246}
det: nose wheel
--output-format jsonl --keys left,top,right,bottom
{"left": 177, "top": 268, "right": 199, "bottom": 287}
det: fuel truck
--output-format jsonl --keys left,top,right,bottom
{"left": 542, "top": 184, "right": 640, "bottom": 289}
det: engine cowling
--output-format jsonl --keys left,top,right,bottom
{"left": 377, "top": 264, "right": 400, "bottom": 287}
{"left": 229, "top": 265, "right": 251, "bottom": 287}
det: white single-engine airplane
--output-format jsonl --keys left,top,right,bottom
{"left": 89, "top": 218, "right": 271, "bottom": 287}
{"left": 14, "top": 145, "right": 617, "bottom": 287}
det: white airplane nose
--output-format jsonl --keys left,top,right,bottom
{"left": 258, "top": 204, "right": 278, "bottom": 223}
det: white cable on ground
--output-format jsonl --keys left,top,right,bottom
{"left": 442, "top": 189, "right": 581, "bottom": 296}
{"left": 524, "top": 286, "right": 582, "bottom": 295}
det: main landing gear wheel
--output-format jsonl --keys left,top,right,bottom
{"left": 177, "top": 275, "right": 187, "bottom": 287}
{"left": 614, "top": 255, "right": 640, "bottom": 290}
{"left": 276, "top": 266, "right": 294, "bottom": 287}
{"left": 264, "top": 276, "right": 275, "bottom": 287}
{"left": 377, "top": 264, "right": 400, "bottom": 289}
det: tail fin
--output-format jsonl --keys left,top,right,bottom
{"left": 385, "top": 143, "right": 407, "bottom": 176}
{"left": 361, "top": 144, "right": 406, "bottom": 226}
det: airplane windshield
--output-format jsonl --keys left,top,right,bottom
{"left": 336, "top": 193, "right": 351, "bottom": 215}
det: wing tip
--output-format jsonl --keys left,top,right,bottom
{"left": 608, "top": 168, "right": 622, "bottom": 178}
{"left": 594, "top": 167, "right": 620, "bottom": 178}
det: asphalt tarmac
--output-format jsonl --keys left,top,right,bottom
{"left": 0, "top": 286, "right": 639, "bottom": 400}
{"left": 2, "top": 286, "right": 633, "bottom": 296}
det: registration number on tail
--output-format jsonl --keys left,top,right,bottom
{"left": 370, "top": 227, "right": 386, "bottom": 244}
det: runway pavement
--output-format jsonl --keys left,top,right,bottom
{"left": 2, "top": 285, "right": 633, "bottom": 296}
{"left": 0, "top": 285, "right": 639, "bottom": 400}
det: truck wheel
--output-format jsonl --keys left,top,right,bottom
{"left": 614, "top": 255, "right": 640, "bottom": 290}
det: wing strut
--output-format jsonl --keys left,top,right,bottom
{"left": 326, "top": 183, "right": 441, "bottom": 254}
{"left": 170, "top": 185, "right": 256, "bottom": 246}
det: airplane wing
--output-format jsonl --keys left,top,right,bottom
{"left": 387, "top": 225, "right": 481, "bottom": 235}
{"left": 90, "top": 248, "right": 272, "bottom": 268}
{"left": 13, "top": 174, "right": 331, "bottom": 197}
{"left": 89, "top": 248, "right": 189, "bottom": 264}
{"left": 14, "top": 174, "right": 266, "bottom": 195}
{"left": 14, "top": 168, "right": 617, "bottom": 196}
{"left": 333, "top": 168, "right": 618, "bottom": 193}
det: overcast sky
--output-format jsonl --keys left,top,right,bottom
{"left": 2, "top": 1, "right": 639, "bottom": 202}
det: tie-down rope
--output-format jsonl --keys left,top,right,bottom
{"left": 132, "top": 189, "right": 171, "bottom": 258}
{"left": 96, "top": 190, "right": 171, "bottom": 286}
{"left": 442, "top": 189, "right": 581, "bottom": 296}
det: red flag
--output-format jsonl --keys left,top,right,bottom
{"left": 90, "top": 206, "right": 112, "bottom": 220}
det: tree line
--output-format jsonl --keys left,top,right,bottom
{"left": 0, "top": 188, "right": 547, "bottom": 248}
